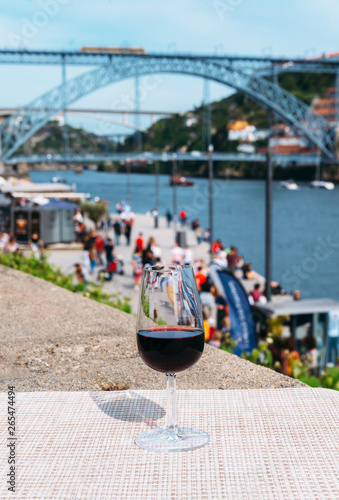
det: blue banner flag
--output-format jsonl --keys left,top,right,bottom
{"left": 209, "top": 266, "right": 257, "bottom": 356}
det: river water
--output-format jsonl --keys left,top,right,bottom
{"left": 30, "top": 170, "right": 339, "bottom": 300}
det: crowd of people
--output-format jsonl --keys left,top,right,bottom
{"left": 0, "top": 232, "right": 20, "bottom": 254}
{"left": 188, "top": 253, "right": 318, "bottom": 376}
{"left": 73, "top": 202, "right": 139, "bottom": 283}
{"left": 160, "top": 216, "right": 311, "bottom": 377}
{"left": 0, "top": 231, "right": 44, "bottom": 257}
{"left": 72, "top": 203, "right": 281, "bottom": 352}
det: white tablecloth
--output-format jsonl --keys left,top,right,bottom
{"left": 1, "top": 388, "right": 338, "bottom": 499}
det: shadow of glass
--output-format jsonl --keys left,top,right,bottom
{"left": 90, "top": 391, "right": 165, "bottom": 424}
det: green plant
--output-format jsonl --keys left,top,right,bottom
{"left": 220, "top": 332, "right": 238, "bottom": 354}
{"left": 298, "top": 376, "right": 320, "bottom": 388}
{"left": 79, "top": 201, "right": 108, "bottom": 224}
{"left": 0, "top": 252, "right": 131, "bottom": 314}
{"left": 241, "top": 341, "right": 273, "bottom": 368}
{"left": 290, "top": 359, "right": 309, "bottom": 380}
{"left": 290, "top": 361, "right": 339, "bottom": 391}
{"left": 321, "top": 367, "right": 339, "bottom": 391}
{"left": 266, "top": 315, "right": 288, "bottom": 338}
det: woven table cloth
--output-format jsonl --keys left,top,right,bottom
{"left": 0, "top": 388, "right": 338, "bottom": 499}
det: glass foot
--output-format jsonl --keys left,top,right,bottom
{"left": 135, "top": 427, "right": 210, "bottom": 452}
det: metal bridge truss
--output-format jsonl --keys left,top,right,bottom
{"left": 3, "top": 152, "right": 323, "bottom": 167}
{"left": 70, "top": 112, "right": 145, "bottom": 132}
{"left": 0, "top": 54, "right": 337, "bottom": 163}
{"left": 0, "top": 49, "right": 337, "bottom": 73}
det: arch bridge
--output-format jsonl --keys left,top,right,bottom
{"left": 0, "top": 51, "right": 338, "bottom": 163}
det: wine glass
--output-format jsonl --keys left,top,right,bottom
{"left": 135, "top": 264, "right": 210, "bottom": 452}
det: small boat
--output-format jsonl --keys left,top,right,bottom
{"left": 310, "top": 180, "right": 335, "bottom": 190}
{"left": 170, "top": 175, "right": 194, "bottom": 187}
{"left": 50, "top": 176, "right": 67, "bottom": 184}
{"left": 280, "top": 179, "right": 299, "bottom": 190}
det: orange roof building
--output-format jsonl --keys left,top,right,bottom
{"left": 312, "top": 87, "right": 339, "bottom": 123}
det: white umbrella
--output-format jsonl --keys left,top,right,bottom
{"left": 31, "top": 196, "right": 49, "bottom": 206}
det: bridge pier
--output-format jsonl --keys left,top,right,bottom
{"left": 62, "top": 56, "right": 69, "bottom": 155}
{"left": 202, "top": 78, "right": 212, "bottom": 151}
{"left": 134, "top": 75, "right": 142, "bottom": 153}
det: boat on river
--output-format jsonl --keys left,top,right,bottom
{"left": 51, "top": 176, "right": 67, "bottom": 184}
{"left": 170, "top": 175, "right": 194, "bottom": 187}
{"left": 280, "top": 179, "right": 299, "bottom": 190}
{"left": 310, "top": 180, "right": 335, "bottom": 190}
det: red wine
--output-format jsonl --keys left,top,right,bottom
{"left": 137, "top": 327, "right": 204, "bottom": 373}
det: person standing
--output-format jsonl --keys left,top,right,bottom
{"left": 88, "top": 244, "right": 97, "bottom": 274}
{"left": 106, "top": 214, "right": 111, "bottom": 231}
{"left": 211, "top": 284, "right": 228, "bottom": 331}
{"left": 171, "top": 242, "right": 184, "bottom": 265}
{"left": 135, "top": 232, "right": 144, "bottom": 252}
{"left": 250, "top": 284, "right": 262, "bottom": 303}
{"left": 105, "top": 237, "right": 114, "bottom": 265}
{"left": 179, "top": 209, "right": 187, "bottom": 227}
{"left": 183, "top": 245, "right": 193, "bottom": 266}
{"left": 132, "top": 249, "right": 143, "bottom": 289}
{"left": 195, "top": 225, "right": 203, "bottom": 245}
{"left": 82, "top": 236, "right": 91, "bottom": 275}
{"left": 73, "top": 208, "right": 83, "bottom": 225}
{"left": 166, "top": 210, "right": 173, "bottom": 228}
{"left": 150, "top": 239, "right": 162, "bottom": 259}
{"left": 95, "top": 233, "right": 105, "bottom": 266}
{"left": 113, "top": 219, "right": 121, "bottom": 246}
{"left": 142, "top": 248, "right": 156, "bottom": 267}
{"left": 203, "top": 229, "right": 211, "bottom": 242}
{"left": 302, "top": 334, "right": 318, "bottom": 376}
{"left": 282, "top": 337, "right": 301, "bottom": 376}
{"left": 227, "top": 246, "right": 240, "bottom": 274}
{"left": 212, "top": 239, "right": 222, "bottom": 254}
{"left": 195, "top": 266, "right": 207, "bottom": 292}
{"left": 0, "top": 231, "right": 9, "bottom": 250}
{"left": 218, "top": 244, "right": 227, "bottom": 267}
{"left": 74, "top": 263, "right": 89, "bottom": 285}
{"left": 29, "top": 232, "right": 44, "bottom": 259}
{"left": 124, "top": 222, "right": 132, "bottom": 246}
{"left": 5, "top": 236, "right": 19, "bottom": 254}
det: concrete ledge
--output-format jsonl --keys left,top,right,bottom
{"left": 0, "top": 265, "right": 305, "bottom": 391}
{"left": 21, "top": 242, "right": 83, "bottom": 251}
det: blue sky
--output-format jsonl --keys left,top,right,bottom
{"left": 0, "top": 0, "right": 338, "bottom": 135}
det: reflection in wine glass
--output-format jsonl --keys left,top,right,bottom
{"left": 135, "top": 265, "right": 210, "bottom": 452}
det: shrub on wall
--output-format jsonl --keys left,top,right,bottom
{"left": 0, "top": 252, "right": 131, "bottom": 314}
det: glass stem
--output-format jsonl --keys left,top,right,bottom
{"left": 166, "top": 373, "right": 177, "bottom": 430}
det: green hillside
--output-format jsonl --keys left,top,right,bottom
{"left": 117, "top": 93, "right": 269, "bottom": 155}
{"left": 119, "top": 72, "right": 333, "bottom": 154}
{"left": 21, "top": 121, "right": 114, "bottom": 155}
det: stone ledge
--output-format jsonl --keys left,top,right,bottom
{"left": 0, "top": 265, "right": 305, "bottom": 391}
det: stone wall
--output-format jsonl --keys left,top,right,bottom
{"left": 0, "top": 265, "right": 305, "bottom": 391}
